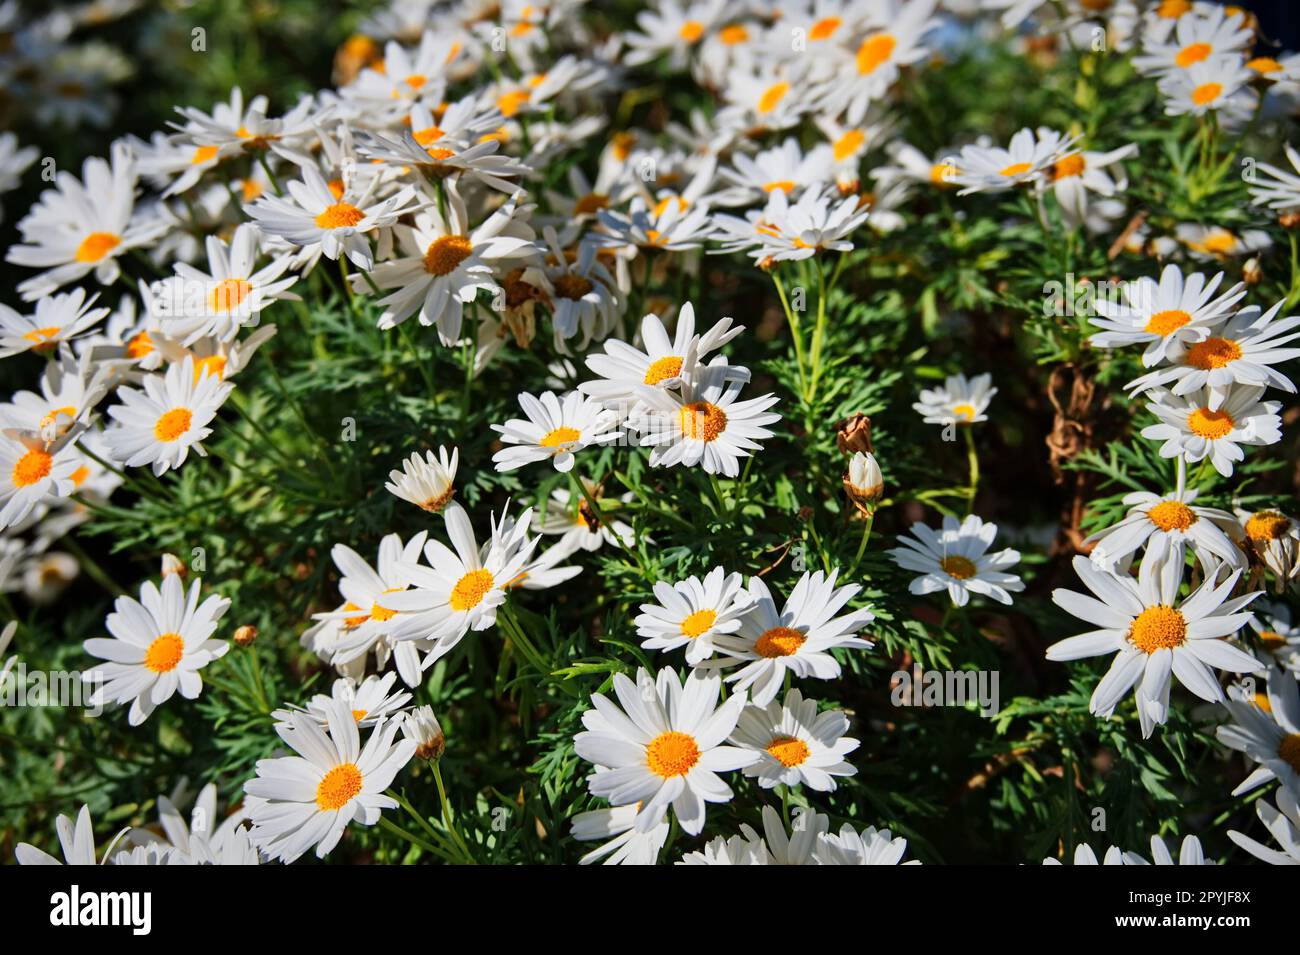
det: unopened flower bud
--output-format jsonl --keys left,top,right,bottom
{"left": 161, "top": 553, "right": 186, "bottom": 578}
{"left": 233, "top": 625, "right": 258, "bottom": 647}
{"left": 1242, "top": 256, "right": 1263, "bottom": 285}
{"left": 835, "top": 413, "right": 874, "bottom": 455}
{"left": 403, "top": 705, "right": 445, "bottom": 760}
{"left": 844, "top": 452, "right": 884, "bottom": 510}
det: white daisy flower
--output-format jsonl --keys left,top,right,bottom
{"left": 243, "top": 699, "right": 416, "bottom": 863}
{"left": 1047, "top": 555, "right": 1262, "bottom": 737}
{"left": 952, "top": 127, "right": 1079, "bottom": 195}
{"left": 1248, "top": 601, "right": 1300, "bottom": 673}
{"left": 82, "top": 572, "right": 231, "bottom": 726}
{"left": 538, "top": 482, "right": 637, "bottom": 555}
{"left": 0, "top": 344, "right": 112, "bottom": 442}
{"left": 386, "top": 445, "right": 458, "bottom": 513}
{"left": 717, "top": 59, "right": 820, "bottom": 133}
{"left": 741, "top": 186, "right": 871, "bottom": 264}
{"left": 0, "top": 430, "right": 81, "bottom": 531}
{"left": 873, "top": 140, "right": 962, "bottom": 190}
{"left": 827, "top": 0, "right": 939, "bottom": 122}
{"left": 622, "top": 0, "right": 727, "bottom": 67}
{"left": 491, "top": 390, "right": 622, "bottom": 474}
{"left": 570, "top": 802, "right": 670, "bottom": 865}
{"left": 678, "top": 828, "right": 771, "bottom": 865}
{"left": 712, "top": 570, "right": 875, "bottom": 706}
{"left": 1089, "top": 264, "right": 1247, "bottom": 366}
{"left": 0, "top": 131, "right": 38, "bottom": 223}
{"left": 635, "top": 566, "right": 750, "bottom": 665}
{"left": 1127, "top": 834, "right": 1214, "bottom": 865}
{"left": 572, "top": 666, "right": 757, "bottom": 835}
{"left": 355, "top": 126, "right": 529, "bottom": 196}
{"left": 1084, "top": 488, "right": 1243, "bottom": 574}
{"left": 814, "top": 822, "right": 914, "bottom": 865}
{"left": 1216, "top": 668, "right": 1300, "bottom": 797}
{"left": 1042, "top": 843, "right": 1127, "bottom": 865}
{"left": 6, "top": 141, "right": 167, "bottom": 299}
{"left": 730, "top": 688, "right": 859, "bottom": 791}
{"left": 171, "top": 87, "right": 319, "bottom": 167}
{"left": 271, "top": 672, "right": 413, "bottom": 730}
{"left": 590, "top": 194, "right": 716, "bottom": 256}
{"left": 1249, "top": 143, "right": 1300, "bottom": 215}
{"left": 0, "top": 288, "right": 110, "bottom": 358}
{"left": 1133, "top": 5, "right": 1252, "bottom": 77}
{"left": 14, "top": 805, "right": 127, "bottom": 865}
{"left": 1227, "top": 789, "right": 1300, "bottom": 865}
{"left": 402, "top": 704, "right": 446, "bottom": 761}
{"left": 1140, "top": 385, "right": 1282, "bottom": 478}
{"left": 129, "top": 782, "right": 259, "bottom": 866}
{"left": 1236, "top": 509, "right": 1300, "bottom": 593}
{"left": 539, "top": 227, "right": 620, "bottom": 354}
{"left": 912, "top": 371, "right": 996, "bottom": 426}
{"left": 759, "top": 804, "right": 831, "bottom": 865}
{"left": 1158, "top": 55, "right": 1258, "bottom": 124}
{"left": 149, "top": 324, "right": 278, "bottom": 384}
{"left": 1046, "top": 143, "right": 1138, "bottom": 228}
{"left": 104, "top": 356, "right": 235, "bottom": 475}
{"left": 888, "top": 514, "right": 1025, "bottom": 606}
{"left": 714, "top": 136, "right": 835, "bottom": 207}
{"left": 1177, "top": 223, "right": 1273, "bottom": 261}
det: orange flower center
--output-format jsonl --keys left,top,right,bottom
{"left": 1129, "top": 605, "right": 1187, "bottom": 653}
{"left": 754, "top": 626, "right": 806, "bottom": 658}
{"left": 757, "top": 82, "right": 789, "bottom": 114}
{"left": 1176, "top": 42, "right": 1212, "bottom": 68}
{"left": 999, "top": 162, "right": 1033, "bottom": 177}
{"left": 766, "top": 735, "right": 811, "bottom": 767}
{"left": 680, "top": 609, "right": 717, "bottom": 638}
{"left": 1246, "top": 511, "right": 1291, "bottom": 541}
{"left": 1183, "top": 336, "right": 1241, "bottom": 369}
{"left": 1147, "top": 500, "right": 1196, "bottom": 531}
{"left": 833, "top": 129, "right": 866, "bottom": 162}
{"left": 154, "top": 408, "right": 193, "bottom": 442}
{"left": 423, "top": 235, "right": 473, "bottom": 275}
{"left": 315, "top": 763, "right": 363, "bottom": 810}
{"left": 553, "top": 274, "right": 594, "bottom": 300}
{"left": 1144, "top": 309, "right": 1191, "bottom": 335}
{"left": 314, "top": 202, "right": 365, "bottom": 229}
{"left": 1186, "top": 406, "right": 1234, "bottom": 439}
{"left": 210, "top": 278, "right": 252, "bottom": 313}
{"left": 678, "top": 20, "right": 704, "bottom": 43}
{"left": 573, "top": 192, "right": 609, "bottom": 215}
{"left": 11, "top": 449, "right": 52, "bottom": 488}
{"left": 449, "top": 568, "right": 494, "bottom": 611}
{"left": 75, "top": 232, "right": 121, "bottom": 263}
{"left": 643, "top": 356, "right": 683, "bottom": 385}
{"left": 1052, "top": 154, "right": 1087, "bottom": 179}
{"left": 192, "top": 145, "right": 219, "bottom": 164}
{"left": 645, "top": 730, "right": 700, "bottom": 778}
{"left": 809, "top": 16, "right": 842, "bottom": 41}
{"left": 679, "top": 401, "right": 727, "bottom": 441}
{"left": 1191, "top": 82, "right": 1223, "bottom": 106}
{"left": 1277, "top": 734, "right": 1300, "bottom": 774}
{"left": 940, "top": 555, "right": 977, "bottom": 579}
{"left": 144, "top": 632, "right": 185, "bottom": 673}
{"left": 856, "top": 33, "right": 896, "bottom": 75}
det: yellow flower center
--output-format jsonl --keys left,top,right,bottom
{"left": 11, "top": 449, "right": 52, "bottom": 488}
{"left": 680, "top": 609, "right": 717, "bottom": 638}
{"left": 1176, "top": 42, "right": 1212, "bottom": 68}
{"left": 1144, "top": 309, "right": 1191, "bottom": 335}
{"left": 766, "top": 735, "right": 811, "bottom": 767}
{"left": 342, "top": 601, "right": 369, "bottom": 629}
{"left": 497, "top": 89, "right": 531, "bottom": 117}
{"left": 315, "top": 763, "right": 363, "bottom": 810}
{"left": 719, "top": 24, "right": 749, "bottom": 44}
{"left": 69, "top": 465, "right": 91, "bottom": 486}
{"left": 1052, "top": 154, "right": 1087, "bottom": 180}
{"left": 999, "top": 162, "right": 1033, "bottom": 177}
{"left": 154, "top": 408, "right": 193, "bottom": 442}
{"left": 539, "top": 426, "right": 581, "bottom": 448}
{"left": 645, "top": 730, "right": 700, "bottom": 778}
{"left": 809, "top": 16, "right": 842, "bottom": 41}
{"left": 1157, "top": 0, "right": 1190, "bottom": 16}
{"left": 1248, "top": 57, "right": 1283, "bottom": 74}
{"left": 757, "top": 82, "right": 789, "bottom": 115}
{"left": 1258, "top": 631, "right": 1287, "bottom": 650}
{"left": 352, "top": 709, "right": 367, "bottom": 721}
{"left": 193, "top": 355, "right": 227, "bottom": 382}
{"left": 930, "top": 161, "right": 958, "bottom": 185}
{"left": 1183, "top": 336, "right": 1242, "bottom": 369}
{"left": 940, "top": 555, "right": 977, "bottom": 579}
{"left": 210, "top": 278, "right": 252, "bottom": 313}
{"left": 144, "top": 632, "right": 185, "bottom": 673}
{"left": 75, "top": 232, "right": 121, "bottom": 263}
{"left": 763, "top": 179, "right": 797, "bottom": 194}
{"left": 1186, "top": 406, "right": 1234, "bottom": 440}
{"left": 370, "top": 587, "right": 404, "bottom": 623}
{"left": 1147, "top": 500, "right": 1196, "bottom": 532}
{"left": 192, "top": 145, "right": 219, "bottom": 164}
{"left": 951, "top": 403, "right": 978, "bottom": 421}
{"left": 1278, "top": 734, "right": 1300, "bottom": 774}
{"left": 38, "top": 405, "right": 76, "bottom": 432}
{"left": 22, "top": 327, "right": 60, "bottom": 346}
{"left": 679, "top": 401, "right": 727, "bottom": 441}
{"left": 1246, "top": 511, "right": 1291, "bottom": 541}
{"left": 327, "top": 179, "right": 346, "bottom": 200}
{"left": 413, "top": 125, "right": 445, "bottom": 145}
{"left": 643, "top": 355, "right": 683, "bottom": 385}
{"left": 126, "top": 330, "right": 154, "bottom": 359}
{"left": 1254, "top": 692, "right": 1273, "bottom": 713}
{"left": 754, "top": 626, "right": 806, "bottom": 658}
{"left": 449, "top": 568, "right": 494, "bottom": 611}
{"left": 423, "top": 234, "right": 473, "bottom": 275}
{"left": 1129, "top": 605, "right": 1187, "bottom": 653}
{"left": 1191, "top": 82, "right": 1223, "bottom": 106}
{"left": 678, "top": 20, "right": 705, "bottom": 43}
{"left": 553, "top": 274, "right": 594, "bottom": 300}
{"left": 856, "top": 33, "right": 896, "bottom": 75}
{"left": 314, "top": 202, "right": 365, "bottom": 229}
{"left": 833, "top": 129, "right": 866, "bottom": 162}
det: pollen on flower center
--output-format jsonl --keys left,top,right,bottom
{"left": 192, "top": 145, "right": 219, "bottom": 164}
{"left": 766, "top": 735, "right": 811, "bottom": 767}
{"left": 75, "top": 231, "right": 121, "bottom": 263}
{"left": 370, "top": 587, "right": 404, "bottom": 622}
{"left": 1051, "top": 154, "right": 1086, "bottom": 179}
{"left": 833, "top": 130, "right": 865, "bottom": 162}
{"left": 678, "top": 20, "right": 704, "bottom": 43}
{"left": 12, "top": 449, "right": 52, "bottom": 488}
{"left": 1191, "top": 82, "right": 1222, "bottom": 106}
{"left": 1184, "top": 336, "right": 1242, "bottom": 369}
{"left": 680, "top": 608, "right": 717, "bottom": 638}
{"left": 193, "top": 355, "right": 227, "bottom": 382}
{"left": 951, "top": 403, "right": 978, "bottom": 421}
{"left": 315, "top": 763, "right": 363, "bottom": 810}
{"left": 450, "top": 568, "right": 495, "bottom": 611}
{"left": 553, "top": 274, "right": 594, "bottom": 300}
{"left": 1245, "top": 511, "right": 1290, "bottom": 541}
{"left": 810, "top": 16, "right": 842, "bottom": 40}
{"left": 1129, "top": 605, "right": 1187, "bottom": 653}
{"left": 754, "top": 626, "right": 806, "bottom": 657}
{"left": 757, "top": 82, "right": 789, "bottom": 115}
{"left": 1258, "top": 631, "right": 1286, "bottom": 649}
{"left": 856, "top": 33, "right": 896, "bottom": 75}
{"left": 1277, "top": 734, "right": 1300, "bottom": 774}
{"left": 763, "top": 179, "right": 796, "bottom": 194}
{"left": 679, "top": 401, "right": 727, "bottom": 442}
{"left": 999, "top": 161, "right": 1033, "bottom": 177}
{"left": 1147, "top": 500, "right": 1197, "bottom": 531}
{"left": 1186, "top": 406, "right": 1234, "bottom": 439}
{"left": 126, "top": 330, "right": 154, "bottom": 359}
{"left": 1144, "top": 309, "right": 1191, "bottom": 335}
{"left": 351, "top": 709, "right": 367, "bottom": 721}
{"left": 423, "top": 234, "right": 473, "bottom": 275}
{"left": 154, "top": 408, "right": 193, "bottom": 442}
{"left": 23, "top": 327, "right": 60, "bottom": 345}
{"left": 940, "top": 554, "right": 977, "bottom": 579}
{"left": 210, "top": 278, "right": 253, "bottom": 313}
{"left": 539, "top": 426, "right": 581, "bottom": 449}
{"left": 644, "top": 356, "right": 683, "bottom": 385}
{"left": 645, "top": 730, "right": 700, "bottom": 778}
{"left": 314, "top": 201, "right": 365, "bottom": 229}
{"left": 144, "top": 632, "right": 185, "bottom": 673}
{"left": 1176, "top": 42, "right": 1212, "bottom": 68}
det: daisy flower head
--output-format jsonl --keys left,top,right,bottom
{"left": 1157, "top": 56, "right": 1257, "bottom": 125}
{"left": 1227, "top": 789, "right": 1300, "bottom": 865}
{"left": 1046, "top": 142, "right": 1138, "bottom": 229}
{"left": 0, "top": 288, "right": 110, "bottom": 359}
{"left": 570, "top": 802, "right": 670, "bottom": 865}
{"left": 1133, "top": 4, "right": 1252, "bottom": 77}
{"left": 952, "top": 127, "right": 1079, "bottom": 195}
{"left": 538, "top": 227, "right": 620, "bottom": 354}
{"left": 386, "top": 445, "right": 458, "bottom": 513}
{"left": 1125, "top": 300, "right": 1300, "bottom": 409}
{"left": 712, "top": 570, "right": 875, "bottom": 706}
{"left": 889, "top": 514, "right": 1025, "bottom": 607}
{"left": 913, "top": 371, "right": 996, "bottom": 427}
{"left": 1089, "top": 264, "right": 1247, "bottom": 367}
{"left": 1084, "top": 488, "right": 1243, "bottom": 574}
{"left": 1140, "top": 384, "right": 1282, "bottom": 478}
{"left": 759, "top": 804, "right": 830, "bottom": 865}
{"left": 1247, "top": 600, "right": 1300, "bottom": 672}
{"left": 1249, "top": 143, "right": 1300, "bottom": 216}
{"left": 1217, "top": 667, "right": 1300, "bottom": 797}
{"left": 171, "top": 87, "right": 319, "bottom": 168}
{"left": 243, "top": 699, "right": 416, "bottom": 863}
{"left": 491, "top": 390, "right": 622, "bottom": 473}
{"left": 744, "top": 186, "right": 871, "bottom": 264}
{"left": 1127, "top": 835, "right": 1214, "bottom": 866}
{"left": 844, "top": 450, "right": 884, "bottom": 510}
{"left": 717, "top": 58, "right": 820, "bottom": 133}
{"left": 402, "top": 704, "right": 446, "bottom": 761}
{"left": 0, "top": 344, "right": 111, "bottom": 442}
{"left": 590, "top": 193, "right": 717, "bottom": 258}
{"left": 1235, "top": 509, "right": 1300, "bottom": 594}
{"left": 538, "top": 481, "right": 637, "bottom": 555}
{"left": 1177, "top": 223, "right": 1272, "bottom": 262}
{"left": 355, "top": 123, "right": 529, "bottom": 196}
{"left": 104, "top": 356, "right": 235, "bottom": 475}
{"left": 0, "top": 430, "right": 82, "bottom": 532}
{"left": 678, "top": 828, "right": 771, "bottom": 865}
{"left": 271, "top": 672, "right": 412, "bottom": 730}
{"left": 572, "top": 666, "right": 757, "bottom": 836}
{"left": 730, "top": 688, "right": 860, "bottom": 791}
{"left": 828, "top": 0, "right": 940, "bottom": 123}
{"left": 714, "top": 136, "right": 835, "bottom": 208}
{"left": 1042, "top": 843, "right": 1127, "bottom": 866}
{"left": 7, "top": 141, "right": 167, "bottom": 300}
{"left": 635, "top": 566, "right": 751, "bottom": 665}
{"left": 82, "top": 572, "right": 231, "bottom": 726}
{"left": 1048, "top": 555, "right": 1262, "bottom": 737}
{"left": 627, "top": 360, "right": 780, "bottom": 478}
{"left": 814, "top": 822, "right": 914, "bottom": 865}
{"left": 622, "top": 0, "right": 728, "bottom": 67}
{"left": 246, "top": 164, "right": 418, "bottom": 270}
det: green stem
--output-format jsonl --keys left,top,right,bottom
{"left": 963, "top": 427, "right": 980, "bottom": 515}
{"left": 433, "top": 761, "right": 475, "bottom": 864}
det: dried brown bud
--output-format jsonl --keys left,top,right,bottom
{"left": 835, "top": 413, "right": 874, "bottom": 455}
{"left": 233, "top": 625, "right": 258, "bottom": 647}
{"left": 160, "top": 553, "right": 187, "bottom": 578}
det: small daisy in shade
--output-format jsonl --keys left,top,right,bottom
{"left": 572, "top": 666, "right": 756, "bottom": 835}
{"left": 1227, "top": 790, "right": 1300, "bottom": 865}
{"left": 0, "top": 132, "right": 37, "bottom": 224}
{"left": 952, "top": 127, "right": 1079, "bottom": 194}
{"left": 1141, "top": 385, "right": 1282, "bottom": 478}
{"left": 590, "top": 194, "right": 716, "bottom": 257}
{"left": 243, "top": 699, "right": 416, "bottom": 864}
{"left": 570, "top": 802, "right": 670, "bottom": 866}
{"left": 1042, "top": 844, "right": 1127, "bottom": 865}
{"left": 627, "top": 362, "right": 780, "bottom": 478}
{"left": 912, "top": 372, "right": 996, "bottom": 426}
{"left": 271, "top": 672, "right": 412, "bottom": 730}
{"left": 0, "top": 288, "right": 110, "bottom": 358}
{"left": 1127, "top": 301, "right": 1300, "bottom": 408}
{"left": 539, "top": 227, "right": 620, "bottom": 354}
{"left": 579, "top": 302, "right": 745, "bottom": 411}
{"left": 1089, "top": 264, "right": 1247, "bottom": 367}
{"left": 1047, "top": 556, "right": 1262, "bottom": 737}
{"left": 492, "top": 391, "right": 621, "bottom": 474}
{"left": 0, "top": 431, "right": 81, "bottom": 531}
{"left": 246, "top": 165, "right": 418, "bottom": 270}
{"left": 538, "top": 482, "right": 637, "bottom": 555}
{"left": 1084, "top": 488, "right": 1243, "bottom": 574}
{"left": 1249, "top": 143, "right": 1300, "bottom": 215}
{"left": 730, "top": 688, "right": 859, "bottom": 791}
{"left": 888, "top": 514, "right": 1024, "bottom": 607}
{"left": 386, "top": 446, "right": 457, "bottom": 513}
{"left": 1216, "top": 668, "right": 1300, "bottom": 797}
{"left": 712, "top": 570, "right": 874, "bottom": 706}
{"left": 402, "top": 705, "right": 445, "bottom": 761}
{"left": 82, "top": 572, "right": 231, "bottom": 726}
{"left": 6, "top": 142, "right": 167, "bottom": 299}
{"left": 635, "top": 566, "right": 750, "bottom": 665}
{"left": 104, "top": 356, "right": 235, "bottom": 475}
{"left": 0, "top": 345, "right": 111, "bottom": 442}
{"left": 14, "top": 805, "right": 127, "bottom": 865}
{"left": 814, "top": 822, "right": 914, "bottom": 865}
